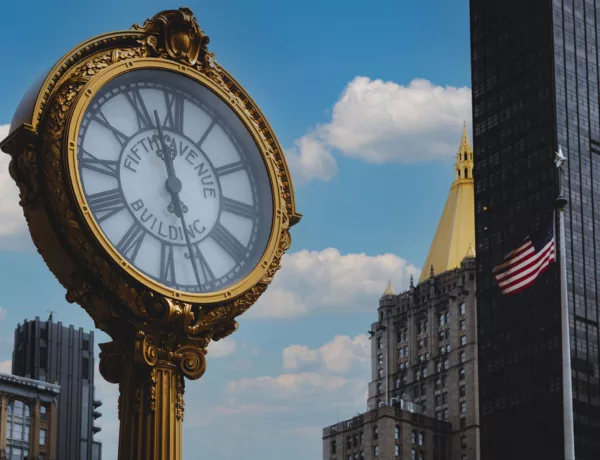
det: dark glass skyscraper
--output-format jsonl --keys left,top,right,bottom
{"left": 12, "top": 316, "right": 103, "bottom": 460}
{"left": 470, "top": 1, "right": 600, "bottom": 459}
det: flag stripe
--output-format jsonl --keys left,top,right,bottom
{"left": 502, "top": 254, "right": 555, "bottom": 295}
{"left": 500, "top": 249, "right": 555, "bottom": 292}
{"left": 496, "top": 240, "right": 555, "bottom": 283}
{"left": 493, "top": 216, "right": 556, "bottom": 295}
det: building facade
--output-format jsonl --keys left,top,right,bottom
{"left": 470, "top": 0, "right": 600, "bottom": 458}
{"left": 12, "top": 317, "right": 102, "bottom": 460}
{"left": 323, "top": 128, "right": 479, "bottom": 460}
{"left": 0, "top": 372, "right": 60, "bottom": 460}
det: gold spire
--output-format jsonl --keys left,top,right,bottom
{"left": 383, "top": 281, "right": 395, "bottom": 296}
{"left": 418, "top": 124, "right": 475, "bottom": 283}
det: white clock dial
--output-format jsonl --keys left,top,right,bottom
{"left": 76, "top": 69, "right": 273, "bottom": 294}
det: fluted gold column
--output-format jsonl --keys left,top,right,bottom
{"left": 99, "top": 327, "right": 205, "bottom": 460}
{"left": 118, "top": 362, "right": 184, "bottom": 459}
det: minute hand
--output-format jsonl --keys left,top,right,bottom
{"left": 153, "top": 111, "right": 202, "bottom": 289}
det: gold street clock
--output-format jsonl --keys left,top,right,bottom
{"left": 1, "top": 8, "right": 300, "bottom": 459}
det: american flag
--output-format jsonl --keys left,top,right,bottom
{"left": 493, "top": 215, "right": 556, "bottom": 295}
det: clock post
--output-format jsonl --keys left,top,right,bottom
{"left": 1, "top": 8, "right": 301, "bottom": 460}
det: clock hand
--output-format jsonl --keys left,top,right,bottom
{"left": 154, "top": 111, "right": 203, "bottom": 289}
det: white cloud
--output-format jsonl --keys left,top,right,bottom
{"left": 212, "top": 403, "right": 291, "bottom": 416}
{"left": 0, "top": 124, "right": 32, "bottom": 250}
{"left": 283, "top": 334, "right": 370, "bottom": 374}
{"left": 287, "top": 77, "right": 472, "bottom": 183}
{"left": 0, "top": 360, "right": 12, "bottom": 374}
{"left": 208, "top": 337, "right": 237, "bottom": 358}
{"left": 249, "top": 248, "right": 419, "bottom": 319}
{"left": 0, "top": 306, "right": 7, "bottom": 321}
{"left": 228, "top": 372, "right": 366, "bottom": 406}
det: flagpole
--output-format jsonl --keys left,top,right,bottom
{"left": 555, "top": 147, "right": 575, "bottom": 460}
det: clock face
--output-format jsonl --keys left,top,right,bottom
{"left": 76, "top": 69, "right": 273, "bottom": 294}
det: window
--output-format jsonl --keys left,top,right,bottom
{"left": 374, "top": 446, "right": 379, "bottom": 457}
{"left": 40, "top": 429, "right": 47, "bottom": 446}
{"left": 443, "top": 392, "right": 448, "bottom": 404}
{"left": 460, "top": 417, "right": 466, "bottom": 429}
{"left": 438, "top": 331, "right": 445, "bottom": 341}
{"left": 461, "top": 455, "right": 467, "bottom": 460}
{"left": 373, "top": 425, "right": 378, "bottom": 440}
{"left": 377, "top": 337, "right": 382, "bottom": 349}
{"left": 418, "top": 431, "right": 424, "bottom": 446}
{"left": 460, "top": 351, "right": 466, "bottom": 363}
{"left": 446, "top": 344, "right": 450, "bottom": 353}
{"left": 436, "top": 410, "right": 442, "bottom": 419}
{"left": 83, "top": 338, "right": 89, "bottom": 351}
{"left": 412, "top": 430, "right": 417, "bottom": 444}
{"left": 347, "top": 436, "right": 352, "bottom": 449}
{"left": 459, "top": 368, "right": 466, "bottom": 380}
{"left": 378, "top": 368, "right": 384, "bottom": 379}
{"left": 461, "top": 402, "right": 466, "bottom": 414}
{"left": 461, "top": 335, "right": 467, "bottom": 346}
{"left": 461, "top": 436, "right": 467, "bottom": 449}
{"left": 40, "top": 405, "right": 48, "bottom": 422}
{"left": 395, "top": 425, "right": 400, "bottom": 440}
{"left": 443, "top": 359, "right": 449, "bottom": 370}
{"left": 443, "top": 408, "right": 448, "bottom": 420}
{"left": 460, "top": 320, "right": 466, "bottom": 330}
{"left": 40, "top": 454, "right": 47, "bottom": 460}
{"left": 378, "top": 353, "right": 383, "bottom": 365}
{"left": 378, "top": 383, "right": 383, "bottom": 394}
{"left": 412, "top": 448, "right": 417, "bottom": 460}
{"left": 331, "top": 440, "right": 337, "bottom": 454}
{"left": 435, "top": 395, "right": 441, "bottom": 406}
{"left": 460, "top": 303, "right": 466, "bottom": 315}
{"left": 361, "top": 432, "right": 364, "bottom": 445}
{"left": 395, "top": 445, "right": 400, "bottom": 456}
{"left": 460, "top": 385, "right": 466, "bottom": 397}
{"left": 6, "top": 400, "right": 32, "bottom": 459}
{"left": 438, "top": 312, "right": 448, "bottom": 327}
{"left": 354, "top": 435, "right": 358, "bottom": 447}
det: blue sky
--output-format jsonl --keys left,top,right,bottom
{"left": 0, "top": 1, "right": 472, "bottom": 459}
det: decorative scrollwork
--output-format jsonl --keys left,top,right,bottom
{"left": 175, "top": 377, "right": 185, "bottom": 421}
{"left": 133, "top": 7, "right": 210, "bottom": 67}
{"left": 175, "top": 345, "right": 207, "bottom": 380}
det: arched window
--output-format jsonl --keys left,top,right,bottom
{"left": 395, "top": 425, "right": 400, "bottom": 440}
{"left": 459, "top": 368, "right": 466, "bottom": 380}
{"left": 377, "top": 383, "right": 383, "bottom": 394}
{"left": 461, "top": 435, "right": 467, "bottom": 448}
{"left": 331, "top": 440, "right": 337, "bottom": 454}
{"left": 411, "top": 429, "right": 417, "bottom": 444}
{"left": 6, "top": 399, "right": 31, "bottom": 459}
{"left": 457, "top": 169, "right": 461, "bottom": 178}
{"left": 464, "top": 168, "right": 468, "bottom": 178}
{"left": 418, "top": 431, "right": 424, "bottom": 446}
{"left": 460, "top": 351, "right": 466, "bottom": 363}
{"left": 373, "top": 424, "right": 379, "bottom": 439}
{"left": 438, "top": 311, "right": 448, "bottom": 327}
{"left": 464, "top": 153, "right": 467, "bottom": 161}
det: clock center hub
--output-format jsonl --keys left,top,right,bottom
{"left": 119, "top": 129, "right": 221, "bottom": 246}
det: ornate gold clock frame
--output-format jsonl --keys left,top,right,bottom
{"left": 0, "top": 8, "right": 300, "bottom": 460}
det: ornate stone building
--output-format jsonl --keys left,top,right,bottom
{"left": 323, "top": 126, "right": 480, "bottom": 460}
{"left": 0, "top": 372, "right": 60, "bottom": 460}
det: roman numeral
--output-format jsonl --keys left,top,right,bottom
{"left": 215, "top": 161, "right": 245, "bottom": 177}
{"left": 80, "top": 150, "right": 118, "bottom": 178}
{"left": 87, "top": 189, "right": 125, "bottom": 223}
{"left": 125, "top": 89, "right": 153, "bottom": 130}
{"left": 93, "top": 111, "right": 129, "bottom": 146}
{"left": 197, "top": 120, "right": 216, "bottom": 147}
{"left": 164, "top": 91, "right": 184, "bottom": 133}
{"left": 159, "top": 243, "right": 176, "bottom": 286}
{"left": 116, "top": 222, "right": 146, "bottom": 262}
{"left": 186, "top": 245, "right": 215, "bottom": 286}
{"left": 222, "top": 197, "right": 256, "bottom": 220}
{"left": 211, "top": 223, "right": 248, "bottom": 261}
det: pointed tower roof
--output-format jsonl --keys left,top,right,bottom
{"left": 464, "top": 242, "right": 476, "bottom": 259}
{"left": 418, "top": 124, "right": 475, "bottom": 283}
{"left": 382, "top": 281, "right": 395, "bottom": 296}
